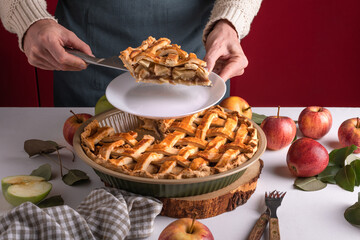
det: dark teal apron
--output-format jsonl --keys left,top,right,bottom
{"left": 54, "top": 0, "right": 230, "bottom": 107}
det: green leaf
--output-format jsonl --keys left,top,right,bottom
{"left": 62, "top": 169, "right": 89, "bottom": 186}
{"left": 37, "top": 195, "right": 64, "bottom": 208}
{"left": 252, "top": 113, "right": 267, "bottom": 125}
{"left": 335, "top": 165, "right": 356, "bottom": 192}
{"left": 317, "top": 165, "right": 341, "bottom": 184}
{"left": 350, "top": 160, "right": 360, "bottom": 186}
{"left": 344, "top": 192, "right": 360, "bottom": 227}
{"left": 294, "top": 177, "right": 327, "bottom": 191}
{"left": 24, "top": 139, "right": 64, "bottom": 157}
{"left": 30, "top": 163, "right": 52, "bottom": 181}
{"left": 328, "top": 145, "right": 357, "bottom": 167}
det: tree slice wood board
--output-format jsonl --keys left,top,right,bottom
{"left": 158, "top": 159, "right": 264, "bottom": 219}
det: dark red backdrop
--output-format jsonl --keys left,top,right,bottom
{"left": 1, "top": 0, "right": 359, "bottom": 107}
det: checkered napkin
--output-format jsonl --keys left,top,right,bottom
{"left": 0, "top": 188, "right": 163, "bottom": 239}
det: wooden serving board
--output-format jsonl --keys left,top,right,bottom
{"left": 158, "top": 159, "right": 264, "bottom": 219}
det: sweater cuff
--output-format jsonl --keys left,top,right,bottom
{"left": 5, "top": 0, "right": 56, "bottom": 51}
{"left": 203, "top": 0, "right": 262, "bottom": 44}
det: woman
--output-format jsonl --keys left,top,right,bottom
{"left": 0, "top": 0, "right": 262, "bottom": 106}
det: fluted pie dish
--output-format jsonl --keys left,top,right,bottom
{"left": 73, "top": 106, "right": 266, "bottom": 197}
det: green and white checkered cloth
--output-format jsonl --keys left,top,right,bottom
{"left": 0, "top": 188, "right": 162, "bottom": 239}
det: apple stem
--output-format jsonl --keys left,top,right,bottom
{"left": 188, "top": 214, "right": 197, "bottom": 234}
{"left": 56, "top": 149, "right": 64, "bottom": 177}
{"left": 277, "top": 106, "right": 280, "bottom": 118}
{"left": 41, "top": 153, "right": 70, "bottom": 171}
{"left": 65, "top": 147, "right": 76, "bottom": 162}
{"left": 357, "top": 117, "right": 360, "bottom": 128}
{"left": 70, "top": 110, "right": 82, "bottom": 124}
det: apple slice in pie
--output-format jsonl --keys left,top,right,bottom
{"left": 119, "top": 36, "right": 212, "bottom": 86}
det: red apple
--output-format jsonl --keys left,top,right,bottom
{"left": 286, "top": 138, "right": 329, "bottom": 177}
{"left": 298, "top": 106, "right": 332, "bottom": 139}
{"left": 63, "top": 110, "right": 92, "bottom": 146}
{"left": 158, "top": 218, "right": 214, "bottom": 240}
{"left": 338, "top": 117, "right": 360, "bottom": 153}
{"left": 260, "top": 106, "right": 296, "bottom": 150}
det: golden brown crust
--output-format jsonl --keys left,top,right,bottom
{"left": 80, "top": 106, "right": 259, "bottom": 179}
{"left": 119, "top": 36, "right": 211, "bottom": 86}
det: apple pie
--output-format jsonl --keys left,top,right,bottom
{"left": 119, "top": 36, "right": 212, "bottom": 86}
{"left": 80, "top": 106, "right": 259, "bottom": 179}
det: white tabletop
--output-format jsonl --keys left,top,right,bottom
{"left": 0, "top": 107, "right": 359, "bottom": 239}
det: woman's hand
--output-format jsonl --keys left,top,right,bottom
{"left": 204, "top": 20, "right": 248, "bottom": 80}
{"left": 23, "top": 19, "right": 92, "bottom": 71}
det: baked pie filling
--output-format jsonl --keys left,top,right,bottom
{"left": 80, "top": 106, "right": 259, "bottom": 179}
{"left": 119, "top": 36, "right": 212, "bottom": 86}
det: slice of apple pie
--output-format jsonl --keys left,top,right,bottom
{"left": 119, "top": 36, "right": 212, "bottom": 86}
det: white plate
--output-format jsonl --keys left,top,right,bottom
{"left": 106, "top": 72, "right": 226, "bottom": 119}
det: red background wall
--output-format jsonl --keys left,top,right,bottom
{"left": 236, "top": 0, "right": 360, "bottom": 107}
{"left": 1, "top": 0, "right": 359, "bottom": 107}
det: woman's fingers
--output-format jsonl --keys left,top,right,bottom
{"left": 47, "top": 41, "right": 87, "bottom": 70}
{"left": 218, "top": 56, "right": 247, "bottom": 80}
{"left": 27, "top": 43, "right": 85, "bottom": 71}
{"left": 203, "top": 41, "right": 224, "bottom": 73}
{"left": 64, "top": 31, "right": 93, "bottom": 56}
{"left": 204, "top": 20, "right": 249, "bottom": 80}
{"left": 23, "top": 19, "right": 91, "bottom": 71}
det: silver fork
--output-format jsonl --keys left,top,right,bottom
{"left": 266, "top": 190, "right": 286, "bottom": 240}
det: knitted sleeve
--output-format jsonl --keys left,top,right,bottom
{"left": 0, "top": 0, "right": 56, "bottom": 50}
{"left": 203, "top": 0, "right": 263, "bottom": 43}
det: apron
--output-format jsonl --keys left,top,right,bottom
{"left": 54, "top": 0, "right": 230, "bottom": 107}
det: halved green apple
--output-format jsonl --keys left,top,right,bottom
{"left": 1, "top": 175, "right": 52, "bottom": 206}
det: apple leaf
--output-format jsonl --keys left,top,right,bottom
{"left": 317, "top": 165, "right": 341, "bottom": 184}
{"left": 294, "top": 177, "right": 327, "bottom": 191}
{"left": 328, "top": 145, "right": 358, "bottom": 167}
{"left": 252, "top": 113, "right": 267, "bottom": 125}
{"left": 24, "top": 139, "right": 64, "bottom": 157}
{"left": 62, "top": 169, "right": 89, "bottom": 186}
{"left": 335, "top": 165, "right": 356, "bottom": 192}
{"left": 37, "top": 195, "right": 64, "bottom": 208}
{"left": 30, "top": 163, "right": 52, "bottom": 181}
{"left": 350, "top": 160, "right": 360, "bottom": 186}
{"left": 344, "top": 192, "right": 360, "bottom": 227}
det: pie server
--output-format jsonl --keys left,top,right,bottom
{"left": 65, "top": 48, "right": 127, "bottom": 71}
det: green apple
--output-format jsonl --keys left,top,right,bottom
{"left": 95, "top": 95, "right": 115, "bottom": 115}
{"left": 2, "top": 175, "right": 52, "bottom": 206}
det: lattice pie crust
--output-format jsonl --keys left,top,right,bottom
{"left": 80, "top": 106, "right": 258, "bottom": 179}
{"left": 119, "top": 36, "right": 212, "bottom": 86}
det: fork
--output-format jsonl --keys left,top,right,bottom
{"left": 248, "top": 207, "right": 270, "bottom": 240}
{"left": 265, "top": 190, "right": 286, "bottom": 240}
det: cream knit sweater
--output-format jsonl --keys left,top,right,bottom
{"left": 0, "top": 0, "right": 262, "bottom": 50}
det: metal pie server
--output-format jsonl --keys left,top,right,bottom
{"left": 65, "top": 48, "right": 127, "bottom": 71}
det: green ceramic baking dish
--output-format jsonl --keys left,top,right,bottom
{"left": 73, "top": 108, "right": 266, "bottom": 198}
